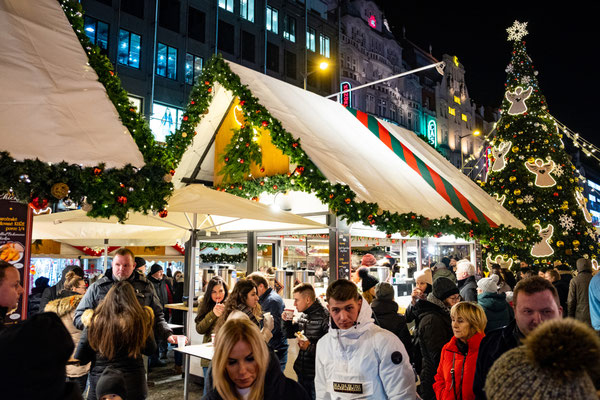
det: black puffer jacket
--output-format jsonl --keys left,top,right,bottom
{"left": 458, "top": 275, "right": 478, "bottom": 302}
{"left": 73, "top": 268, "right": 172, "bottom": 339}
{"left": 371, "top": 297, "right": 413, "bottom": 356}
{"left": 282, "top": 300, "right": 329, "bottom": 379}
{"left": 147, "top": 274, "right": 169, "bottom": 307}
{"left": 204, "top": 349, "right": 309, "bottom": 400}
{"left": 412, "top": 294, "right": 453, "bottom": 400}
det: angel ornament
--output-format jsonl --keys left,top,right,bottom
{"left": 531, "top": 223, "right": 554, "bottom": 258}
{"left": 491, "top": 141, "right": 512, "bottom": 171}
{"left": 505, "top": 86, "right": 533, "bottom": 115}
{"left": 525, "top": 159, "right": 556, "bottom": 187}
{"left": 575, "top": 190, "right": 593, "bottom": 223}
{"left": 485, "top": 254, "right": 513, "bottom": 271}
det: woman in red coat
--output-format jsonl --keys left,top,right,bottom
{"left": 433, "top": 302, "right": 487, "bottom": 400}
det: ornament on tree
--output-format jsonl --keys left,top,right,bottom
{"left": 505, "top": 86, "right": 533, "bottom": 115}
{"left": 506, "top": 20, "right": 529, "bottom": 41}
{"left": 523, "top": 195, "right": 534, "bottom": 204}
{"left": 494, "top": 193, "right": 507, "bottom": 206}
{"left": 491, "top": 141, "right": 512, "bottom": 171}
{"left": 575, "top": 190, "right": 593, "bottom": 223}
{"left": 485, "top": 254, "right": 514, "bottom": 271}
{"left": 50, "top": 183, "right": 70, "bottom": 199}
{"left": 525, "top": 159, "right": 556, "bottom": 187}
{"left": 531, "top": 223, "right": 554, "bottom": 257}
{"left": 559, "top": 214, "right": 575, "bottom": 231}
{"left": 158, "top": 209, "right": 168, "bottom": 218}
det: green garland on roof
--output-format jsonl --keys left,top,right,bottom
{"left": 200, "top": 253, "right": 247, "bottom": 264}
{"left": 0, "top": 0, "right": 175, "bottom": 221}
{"left": 177, "top": 55, "right": 536, "bottom": 250}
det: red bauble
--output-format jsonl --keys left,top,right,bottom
{"left": 183, "top": 115, "right": 188, "bottom": 121}
{"left": 262, "top": 120, "right": 269, "bottom": 127}
{"left": 159, "top": 209, "right": 168, "bottom": 218}
{"left": 260, "top": 167, "right": 265, "bottom": 173}
{"left": 273, "top": 185, "right": 278, "bottom": 190}
{"left": 224, "top": 157, "right": 229, "bottom": 162}
{"left": 117, "top": 196, "right": 127, "bottom": 204}
{"left": 240, "top": 159, "right": 244, "bottom": 164}
{"left": 204, "top": 81, "right": 210, "bottom": 86}
{"left": 93, "top": 167, "right": 102, "bottom": 176}
{"left": 344, "top": 198, "right": 351, "bottom": 204}
{"left": 208, "top": 88, "right": 212, "bottom": 93}
{"left": 260, "top": 181, "right": 265, "bottom": 186}
{"left": 292, "top": 142, "right": 298, "bottom": 148}
{"left": 240, "top": 100, "right": 246, "bottom": 106}
{"left": 30, "top": 197, "right": 48, "bottom": 209}
{"left": 329, "top": 194, "right": 334, "bottom": 199}
{"left": 553, "top": 192, "right": 559, "bottom": 197}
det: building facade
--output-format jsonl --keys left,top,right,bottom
{"left": 81, "top": 0, "right": 338, "bottom": 142}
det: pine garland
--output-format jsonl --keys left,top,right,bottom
{"left": 200, "top": 253, "right": 247, "bottom": 264}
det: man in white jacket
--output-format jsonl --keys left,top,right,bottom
{"left": 315, "top": 279, "right": 416, "bottom": 399}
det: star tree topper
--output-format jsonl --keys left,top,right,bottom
{"left": 507, "top": 20, "right": 529, "bottom": 42}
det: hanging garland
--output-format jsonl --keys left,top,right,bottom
{"left": 199, "top": 243, "right": 268, "bottom": 252}
{"left": 176, "top": 55, "right": 536, "bottom": 250}
{"left": 0, "top": 0, "right": 175, "bottom": 221}
{"left": 200, "top": 253, "right": 247, "bottom": 264}
{"left": 219, "top": 125, "right": 263, "bottom": 182}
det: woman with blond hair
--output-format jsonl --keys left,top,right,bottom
{"left": 75, "top": 281, "right": 156, "bottom": 400}
{"left": 205, "top": 317, "right": 309, "bottom": 400}
{"left": 433, "top": 302, "right": 487, "bottom": 400}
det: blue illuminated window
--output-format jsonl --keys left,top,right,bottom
{"left": 84, "top": 16, "right": 109, "bottom": 51}
{"left": 283, "top": 15, "right": 295, "bottom": 42}
{"left": 306, "top": 27, "right": 315, "bottom": 51}
{"left": 117, "top": 29, "right": 141, "bottom": 68}
{"left": 219, "top": 0, "right": 233, "bottom": 12}
{"left": 240, "top": 0, "right": 254, "bottom": 22}
{"left": 185, "top": 53, "right": 203, "bottom": 85}
{"left": 266, "top": 6, "right": 278, "bottom": 34}
{"left": 156, "top": 43, "right": 177, "bottom": 80}
{"left": 319, "top": 34, "right": 330, "bottom": 58}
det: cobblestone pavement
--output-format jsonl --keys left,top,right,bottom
{"left": 146, "top": 353, "right": 204, "bottom": 400}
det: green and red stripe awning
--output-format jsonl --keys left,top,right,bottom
{"left": 347, "top": 107, "right": 498, "bottom": 228}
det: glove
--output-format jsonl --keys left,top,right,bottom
{"left": 262, "top": 313, "right": 274, "bottom": 332}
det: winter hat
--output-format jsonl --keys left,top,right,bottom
{"left": 34, "top": 276, "right": 50, "bottom": 288}
{"left": 456, "top": 259, "right": 476, "bottom": 277}
{"left": 375, "top": 282, "right": 395, "bottom": 300}
{"left": 477, "top": 274, "right": 499, "bottom": 293}
{"left": 361, "top": 253, "right": 377, "bottom": 267}
{"left": 433, "top": 261, "right": 447, "bottom": 270}
{"left": 134, "top": 257, "right": 146, "bottom": 270}
{"left": 358, "top": 267, "right": 379, "bottom": 292}
{"left": 441, "top": 257, "right": 451, "bottom": 269}
{"left": 432, "top": 277, "right": 459, "bottom": 301}
{"left": 485, "top": 318, "right": 600, "bottom": 400}
{"left": 414, "top": 268, "right": 433, "bottom": 285}
{"left": 148, "top": 263, "right": 163, "bottom": 276}
{"left": 96, "top": 367, "right": 127, "bottom": 399}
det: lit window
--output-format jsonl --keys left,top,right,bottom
{"left": 448, "top": 107, "right": 455, "bottom": 116}
{"left": 266, "top": 6, "right": 278, "bottom": 34}
{"left": 590, "top": 194, "right": 597, "bottom": 202}
{"left": 240, "top": 0, "right": 254, "bottom": 22}
{"left": 156, "top": 43, "right": 177, "bottom": 80}
{"left": 219, "top": 0, "right": 233, "bottom": 12}
{"left": 319, "top": 34, "right": 330, "bottom": 58}
{"left": 84, "top": 16, "right": 109, "bottom": 51}
{"left": 128, "top": 96, "right": 142, "bottom": 112}
{"left": 462, "top": 114, "right": 468, "bottom": 122}
{"left": 117, "top": 29, "right": 141, "bottom": 68}
{"left": 306, "top": 27, "right": 316, "bottom": 52}
{"left": 185, "top": 54, "right": 203, "bottom": 85}
{"left": 150, "top": 103, "right": 184, "bottom": 142}
{"left": 454, "top": 96, "right": 461, "bottom": 104}
{"left": 283, "top": 15, "right": 296, "bottom": 42}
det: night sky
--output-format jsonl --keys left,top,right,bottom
{"left": 377, "top": 1, "right": 599, "bottom": 147}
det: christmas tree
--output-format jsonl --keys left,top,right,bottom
{"left": 482, "top": 21, "right": 599, "bottom": 269}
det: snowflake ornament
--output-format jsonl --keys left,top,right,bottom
{"left": 505, "top": 64, "right": 514, "bottom": 73}
{"left": 559, "top": 214, "right": 575, "bottom": 231}
{"left": 523, "top": 195, "right": 534, "bottom": 204}
{"left": 553, "top": 164, "right": 564, "bottom": 177}
{"left": 507, "top": 21, "right": 529, "bottom": 42}
{"left": 521, "top": 76, "right": 531, "bottom": 86}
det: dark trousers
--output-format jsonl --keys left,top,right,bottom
{"left": 273, "top": 347, "right": 288, "bottom": 372}
{"left": 298, "top": 376, "right": 316, "bottom": 400}
{"left": 67, "top": 374, "right": 88, "bottom": 395}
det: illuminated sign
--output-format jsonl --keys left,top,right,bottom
{"left": 427, "top": 120, "right": 437, "bottom": 146}
{"left": 368, "top": 15, "right": 376, "bottom": 28}
{"left": 340, "top": 81, "right": 352, "bottom": 107}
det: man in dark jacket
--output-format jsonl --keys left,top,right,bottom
{"left": 27, "top": 276, "right": 49, "bottom": 317}
{"left": 248, "top": 272, "right": 289, "bottom": 371}
{"left": 473, "top": 276, "right": 562, "bottom": 399}
{"left": 456, "top": 259, "right": 477, "bottom": 301}
{"left": 147, "top": 263, "right": 171, "bottom": 366}
{"left": 73, "top": 248, "right": 175, "bottom": 342}
{"left": 413, "top": 277, "right": 459, "bottom": 400}
{"left": 39, "top": 264, "right": 84, "bottom": 312}
{"left": 568, "top": 257, "right": 593, "bottom": 325}
{"left": 282, "top": 283, "right": 329, "bottom": 399}
{"left": 371, "top": 282, "right": 413, "bottom": 355}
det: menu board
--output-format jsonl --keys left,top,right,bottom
{"left": 0, "top": 197, "right": 33, "bottom": 322}
{"left": 336, "top": 219, "right": 351, "bottom": 280}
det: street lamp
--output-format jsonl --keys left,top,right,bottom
{"left": 302, "top": 60, "right": 329, "bottom": 90}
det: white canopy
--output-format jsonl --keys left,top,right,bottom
{"left": 33, "top": 184, "right": 325, "bottom": 246}
{"left": 174, "top": 61, "right": 523, "bottom": 229}
{"left": 0, "top": 0, "right": 144, "bottom": 169}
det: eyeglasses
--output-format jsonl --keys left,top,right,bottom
{"left": 448, "top": 294, "right": 461, "bottom": 301}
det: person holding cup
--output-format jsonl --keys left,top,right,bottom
{"left": 195, "top": 276, "right": 229, "bottom": 393}
{"left": 282, "top": 283, "right": 329, "bottom": 400}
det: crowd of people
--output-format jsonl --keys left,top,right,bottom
{"left": 2, "top": 251, "right": 600, "bottom": 399}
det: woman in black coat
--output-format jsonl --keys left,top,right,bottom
{"left": 371, "top": 282, "right": 413, "bottom": 355}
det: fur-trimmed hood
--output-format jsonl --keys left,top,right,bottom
{"left": 44, "top": 295, "right": 83, "bottom": 318}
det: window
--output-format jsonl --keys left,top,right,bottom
{"left": 319, "top": 34, "right": 330, "bottom": 58}
{"left": 219, "top": 0, "right": 233, "bottom": 12}
{"left": 283, "top": 15, "right": 296, "bottom": 42}
{"left": 128, "top": 96, "right": 143, "bottom": 113}
{"left": 188, "top": 7, "right": 205, "bottom": 42}
{"left": 150, "top": 103, "right": 184, "bottom": 142}
{"left": 390, "top": 106, "right": 396, "bottom": 122}
{"left": 284, "top": 50, "right": 296, "bottom": 79}
{"left": 117, "top": 29, "right": 141, "bottom": 68}
{"left": 378, "top": 100, "right": 386, "bottom": 117}
{"left": 159, "top": 0, "right": 180, "bottom": 32}
{"left": 241, "top": 31, "right": 256, "bottom": 63}
{"left": 448, "top": 107, "right": 456, "bottom": 116}
{"left": 156, "top": 43, "right": 177, "bottom": 80}
{"left": 454, "top": 95, "right": 461, "bottom": 104}
{"left": 266, "top": 6, "right": 278, "bottom": 34}
{"left": 185, "top": 54, "right": 203, "bottom": 85}
{"left": 218, "top": 20, "right": 234, "bottom": 54}
{"left": 267, "top": 42, "right": 279, "bottom": 72}
{"left": 462, "top": 113, "right": 468, "bottom": 122}
{"left": 408, "top": 112, "right": 412, "bottom": 129}
{"left": 121, "top": 0, "right": 144, "bottom": 18}
{"left": 306, "top": 27, "right": 316, "bottom": 51}
{"left": 240, "top": 0, "right": 254, "bottom": 22}
{"left": 84, "top": 16, "right": 109, "bottom": 51}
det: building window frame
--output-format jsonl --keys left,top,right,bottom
{"left": 266, "top": 6, "right": 278, "bottom": 34}
{"left": 283, "top": 14, "right": 296, "bottom": 42}
{"left": 117, "top": 29, "right": 141, "bottom": 69}
{"left": 218, "top": 0, "right": 233, "bottom": 12}
{"left": 319, "top": 34, "right": 330, "bottom": 58}
{"left": 306, "top": 26, "right": 316, "bottom": 52}
{"left": 84, "top": 16, "right": 109, "bottom": 51}
{"left": 240, "top": 0, "right": 254, "bottom": 22}
{"left": 156, "top": 42, "right": 178, "bottom": 80}
{"left": 185, "top": 53, "right": 203, "bottom": 85}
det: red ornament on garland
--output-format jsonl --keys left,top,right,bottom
{"left": 329, "top": 194, "right": 334, "bottom": 199}
{"left": 204, "top": 81, "right": 210, "bottom": 86}
{"left": 553, "top": 192, "right": 559, "bottom": 197}
{"left": 273, "top": 185, "right": 278, "bottom": 190}
{"left": 260, "top": 181, "right": 265, "bottom": 186}
{"left": 117, "top": 196, "right": 127, "bottom": 205}
{"left": 240, "top": 100, "right": 246, "bottom": 106}
{"left": 240, "top": 159, "right": 244, "bottom": 164}
{"left": 208, "top": 87, "right": 212, "bottom": 93}
{"left": 344, "top": 198, "right": 351, "bottom": 204}
{"left": 292, "top": 142, "right": 298, "bottom": 148}
{"left": 190, "top": 100, "right": 195, "bottom": 105}
{"left": 183, "top": 115, "right": 188, "bottom": 121}
{"left": 159, "top": 209, "right": 168, "bottom": 218}
{"left": 260, "top": 167, "right": 265, "bottom": 173}
{"left": 262, "top": 120, "right": 269, "bottom": 127}
{"left": 93, "top": 167, "right": 102, "bottom": 176}
{"left": 30, "top": 197, "right": 48, "bottom": 210}
{"left": 224, "top": 157, "right": 230, "bottom": 162}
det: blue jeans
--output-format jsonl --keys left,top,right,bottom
{"left": 274, "top": 347, "right": 288, "bottom": 372}
{"left": 203, "top": 366, "right": 210, "bottom": 396}
{"left": 298, "top": 376, "right": 316, "bottom": 400}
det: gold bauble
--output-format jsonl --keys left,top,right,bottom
{"left": 514, "top": 189, "right": 521, "bottom": 196}
{"left": 571, "top": 211, "right": 577, "bottom": 216}
{"left": 573, "top": 240, "right": 580, "bottom": 248}
{"left": 509, "top": 176, "right": 517, "bottom": 182}
{"left": 528, "top": 157, "right": 535, "bottom": 163}
{"left": 534, "top": 219, "right": 541, "bottom": 224}
{"left": 516, "top": 198, "right": 524, "bottom": 205}
{"left": 556, "top": 240, "right": 564, "bottom": 247}
{"left": 508, "top": 200, "right": 514, "bottom": 205}
{"left": 512, "top": 146, "right": 519, "bottom": 153}
{"left": 494, "top": 246, "right": 500, "bottom": 252}
{"left": 557, "top": 185, "right": 562, "bottom": 190}
{"left": 560, "top": 204, "right": 569, "bottom": 211}
{"left": 590, "top": 245, "right": 595, "bottom": 250}
{"left": 505, "top": 189, "right": 510, "bottom": 194}
{"left": 51, "top": 182, "right": 70, "bottom": 199}
{"left": 549, "top": 208, "right": 554, "bottom": 214}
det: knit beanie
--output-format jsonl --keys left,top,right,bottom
{"left": 134, "top": 257, "right": 146, "bottom": 270}
{"left": 361, "top": 253, "right": 377, "bottom": 267}
{"left": 96, "top": 367, "right": 127, "bottom": 399}
{"left": 358, "top": 268, "right": 379, "bottom": 292}
{"left": 148, "top": 263, "right": 163, "bottom": 276}
{"left": 477, "top": 274, "right": 499, "bottom": 293}
{"left": 485, "top": 318, "right": 600, "bottom": 400}
{"left": 414, "top": 268, "right": 433, "bottom": 285}
{"left": 432, "top": 277, "right": 459, "bottom": 301}
{"left": 375, "top": 282, "right": 395, "bottom": 300}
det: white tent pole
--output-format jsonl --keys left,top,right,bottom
{"left": 199, "top": 218, "right": 243, "bottom": 232}
{"left": 103, "top": 238, "right": 108, "bottom": 272}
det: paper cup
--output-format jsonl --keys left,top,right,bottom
{"left": 177, "top": 335, "right": 186, "bottom": 349}
{"left": 283, "top": 308, "right": 294, "bottom": 320}
{"left": 211, "top": 333, "right": 216, "bottom": 343}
